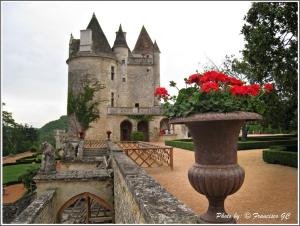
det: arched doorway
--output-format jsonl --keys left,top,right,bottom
{"left": 120, "top": 120, "right": 132, "bottom": 141}
{"left": 137, "top": 121, "right": 149, "bottom": 141}
{"left": 57, "top": 192, "right": 114, "bottom": 224}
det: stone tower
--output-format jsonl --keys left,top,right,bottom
{"left": 66, "top": 14, "right": 185, "bottom": 141}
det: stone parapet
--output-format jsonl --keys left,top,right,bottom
{"left": 111, "top": 148, "right": 199, "bottom": 224}
{"left": 34, "top": 169, "right": 111, "bottom": 182}
{"left": 11, "top": 190, "right": 56, "bottom": 224}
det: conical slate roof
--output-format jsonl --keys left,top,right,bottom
{"left": 87, "top": 13, "right": 112, "bottom": 53}
{"left": 132, "top": 26, "right": 154, "bottom": 54}
{"left": 153, "top": 40, "right": 160, "bottom": 53}
{"left": 113, "top": 24, "right": 129, "bottom": 49}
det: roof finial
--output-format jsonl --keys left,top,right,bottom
{"left": 92, "top": 12, "right": 96, "bottom": 17}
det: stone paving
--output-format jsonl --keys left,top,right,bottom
{"left": 145, "top": 144, "right": 298, "bottom": 224}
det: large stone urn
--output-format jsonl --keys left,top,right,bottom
{"left": 170, "top": 111, "right": 262, "bottom": 223}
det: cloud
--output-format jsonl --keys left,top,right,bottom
{"left": 1, "top": 1, "right": 251, "bottom": 128}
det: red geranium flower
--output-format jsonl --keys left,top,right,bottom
{"left": 154, "top": 87, "right": 169, "bottom": 97}
{"left": 264, "top": 83, "right": 273, "bottom": 93}
{"left": 187, "top": 74, "right": 201, "bottom": 84}
{"left": 229, "top": 77, "right": 243, "bottom": 86}
{"left": 248, "top": 84, "right": 261, "bottom": 96}
{"left": 201, "top": 82, "right": 219, "bottom": 93}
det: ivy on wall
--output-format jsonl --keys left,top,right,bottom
{"left": 67, "top": 78, "right": 103, "bottom": 130}
{"left": 127, "top": 115, "right": 154, "bottom": 122}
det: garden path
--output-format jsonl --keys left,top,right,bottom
{"left": 3, "top": 151, "right": 34, "bottom": 164}
{"left": 145, "top": 143, "right": 298, "bottom": 224}
{"left": 3, "top": 183, "right": 27, "bottom": 204}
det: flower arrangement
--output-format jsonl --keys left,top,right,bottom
{"left": 154, "top": 70, "right": 273, "bottom": 118}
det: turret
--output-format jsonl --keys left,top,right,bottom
{"left": 153, "top": 41, "right": 161, "bottom": 106}
{"left": 132, "top": 26, "right": 154, "bottom": 57}
{"left": 113, "top": 24, "right": 129, "bottom": 62}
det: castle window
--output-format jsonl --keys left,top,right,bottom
{"left": 135, "top": 103, "right": 139, "bottom": 108}
{"left": 111, "top": 92, "right": 114, "bottom": 107}
{"left": 146, "top": 55, "right": 149, "bottom": 58}
{"left": 122, "top": 59, "right": 126, "bottom": 64}
{"left": 111, "top": 66, "right": 115, "bottom": 80}
{"left": 147, "top": 68, "right": 150, "bottom": 72}
{"left": 122, "top": 77, "right": 126, "bottom": 82}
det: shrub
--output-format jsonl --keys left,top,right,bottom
{"left": 165, "top": 139, "right": 297, "bottom": 151}
{"left": 263, "top": 150, "right": 298, "bottom": 168}
{"left": 30, "top": 145, "right": 38, "bottom": 152}
{"left": 18, "top": 168, "right": 39, "bottom": 191}
{"left": 130, "top": 131, "right": 144, "bottom": 141}
{"left": 165, "top": 140, "right": 194, "bottom": 151}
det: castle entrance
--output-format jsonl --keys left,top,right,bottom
{"left": 57, "top": 192, "right": 114, "bottom": 224}
{"left": 120, "top": 120, "right": 132, "bottom": 141}
{"left": 137, "top": 121, "right": 149, "bottom": 141}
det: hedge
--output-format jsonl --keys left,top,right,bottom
{"left": 177, "top": 134, "right": 297, "bottom": 143}
{"left": 165, "top": 140, "right": 194, "bottom": 151}
{"left": 263, "top": 150, "right": 298, "bottom": 168}
{"left": 165, "top": 139, "right": 297, "bottom": 151}
{"left": 269, "top": 144, "right": 298, "bottom": 153}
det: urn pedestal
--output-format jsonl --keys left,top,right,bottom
{"left": 170, "top": 112, "right": 262, "bottom": 224}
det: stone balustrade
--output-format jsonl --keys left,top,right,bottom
{"left": 107, "top": 106, "right": 162, "bottom": 115}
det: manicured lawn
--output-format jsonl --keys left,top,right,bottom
{"left": 3, "top": 163, "right": 40, "bottom": 184}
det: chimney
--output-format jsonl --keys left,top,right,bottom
{"left": 79, "top": 29, "right": 92, "bottom": 52}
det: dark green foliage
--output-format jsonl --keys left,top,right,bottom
{"left": 238, "top": 139, "right": 297, "bottom": 150}
{"left": 37, "top": 115, "right": 67, "bottom": 146}
{"left": 238, "top": 134, "right": 296, "bottom": 141}
{"left": 130, "top": 131, "right": 144, "bottom": 141}
{"left": 2, "top": 104, "right": 39, "bottom": 156}
{"left": 127, "top": 115, "right": 154, "bottom": 122}
{"left": 263, "top": 150, "right": 298, "bottom": 168}
{"left": 165, "top": 140, "right": 195, "bottom": 151}
{"left": 237, "top": 2, "right": 298, "bottom": 132}
{"left": 67, "top": 79, "right": 101, "bottom": 130}
{"left": 165, "top": 138, "right": 297, "bottom": 151}
{"left": 163, "top": 85, "right": 268, "bottom": 119}
{"left": 18, "top": 168, "right": 39, "bottom": 191}
{"left": 268, "top": 144, "right": 298, "bottom": 153}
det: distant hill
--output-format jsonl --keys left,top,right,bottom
{"left": 38, "top": 115, "right": 68, "bottom": 146}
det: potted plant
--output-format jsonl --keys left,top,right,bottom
{"left": 154, "top": 70, "right": 273, "bottom": 223}
{"left": 106, "top": 130, "right": 112, "bottom": 140}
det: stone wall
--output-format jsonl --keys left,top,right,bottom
{"left": 108, "top": 141, "right": 199, "bottom": 224}
{"left": 34, "top": 169, "right": 114, "bottom": 217}
{"left": 11, "top": 190, "right": 56, "bottom": 224}
{"left": 2, "top": 191, "right": 36, "bottom": 223}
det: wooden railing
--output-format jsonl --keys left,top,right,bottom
{"left": 84, "top": 140, "right": 107, "bottom": 150}
{"left": 117, "top": 141, "right": 173, "bottom": 170}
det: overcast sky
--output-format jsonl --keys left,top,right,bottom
{"left": 1, "top": 1, "right": 252, "bottom": 128}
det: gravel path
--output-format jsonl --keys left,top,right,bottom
{"left": 145, "top": 146, "right": 298, "bottom": 224}
{"left": 3, "top": 183, "right": 27, "bottom": 204}
{"left": 3, "top": 151, "right": 34, "bottom": 164}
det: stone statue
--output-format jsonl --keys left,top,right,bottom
{"left": 77, "top": 139, "right": 85, "bottom": 159}
{"left": 39, "top": 142, "right": 56, "bottom": 174}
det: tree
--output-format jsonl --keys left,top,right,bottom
{"left": 2, "top": 103, "right": 38, "bottom": 156}
{"left": 237, "top": 2, "right": 298, "bottom": 132}
{"left": 67, "top": 77, "right": 103, "bottom": 136}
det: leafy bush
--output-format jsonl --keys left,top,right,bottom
{"left": 263, "top": 150, "right": 297, "bottom": 168}
{"left": 18, "top": 168, "right": 39, "bottom": 191}
{"left": 130, "top": 131, "right": 144, "bottom": 141}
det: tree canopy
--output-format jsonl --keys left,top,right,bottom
{"left": 236, "top": 2, "right": 298, "bottom": 132}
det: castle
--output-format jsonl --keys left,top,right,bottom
{"left": 67, "top": 14, "right": 187, "bottom": 141}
